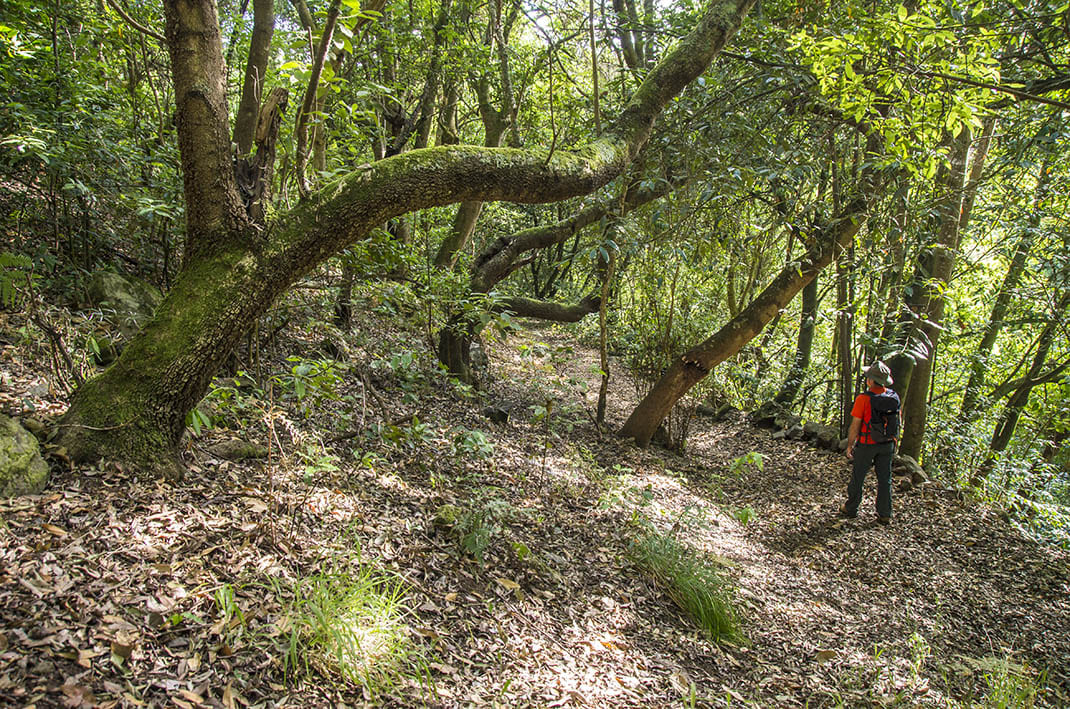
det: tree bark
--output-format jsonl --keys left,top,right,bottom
{"left": 60, "top": 0, "right": 757, "bottom": 474}
{"left": 620, "top": 195, "right": 870, "bottom": 446}
{"left": 975, "top": 292, "right": 1070, "bottom": 482}
{"left": 773, "top": 276, "right": 818, "bottom": 407}
{"left": 232, "top": 0, "right": 274, "bottom": 155}
{"left": 436, "top": 174, "right": 685, "bottom": 379}
{"left": 433, "top": 2, "right": 515, "bottom": 269}
{"left": 897, "top": 130, "right": 975, "bottom": 460}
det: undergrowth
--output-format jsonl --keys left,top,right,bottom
{"left": 270, "top": 554, "right": 428, "bottom": 697}
{"left": 629, "top": 526, "right": 741, "bottom": 643}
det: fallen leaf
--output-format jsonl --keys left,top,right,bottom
{"left": 815, "top": 649, "right": 838, "bottom": 663}
{"left": 495, "top": 577, "right": 520, "bottom": 591}
{"left": 43, "top": 523, "right": 68, "bottom": 537}
{"left": 77, "top": 648, "right": 103, "bottom": 668}
{"left": 179, "top": 689, "right": 205, "bottom": 704}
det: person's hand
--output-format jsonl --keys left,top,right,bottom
{"left": 846, "top": 445, "right": 854, "bottom": 461}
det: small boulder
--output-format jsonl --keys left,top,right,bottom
{"left": 893, "top": 454, "right": 924, "bottom": 478}
{"left": 815, "top": 426, "right": 841, "bottom": 451}
{"left": 910, "top": 468, "right": 929, "bottom": 485}
{"left": 0, "top": 414, "right": 49, "bottom": 497}
{"left": 482, "top": 404, "right": 510, "bottom": 424}
{"left": 802, "top": 421, "right": 823, "bottom": 440}
{"left": 470, "top": 341, "right": 490, "bottom": 375}
{"left": 786, "top": 424, "right": 806, "bottom": 440}
{"left": 86, "top": 271, "right": 163, "bottom": 338}
{"left": 208, "top": 438, "right": 269, "bottom": 461}
{"left": 749, "top": 402, "right": 785, "bottom": 429}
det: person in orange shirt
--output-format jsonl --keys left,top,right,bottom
{"left": 840, "top": 361, "right": 900, "bottom": 525}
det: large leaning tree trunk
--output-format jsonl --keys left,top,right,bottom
{"left": 57, "top": 0, "right": 756, "bottom": 477}
{"left": 620, "top": 191, "right": 873, "bottom": 447}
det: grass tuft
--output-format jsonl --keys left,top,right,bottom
{"left": 273, "top": 558, "right": 427, "bottom": 696}
{"left": 630, "top": 528, "right": 741, "bottom": 642}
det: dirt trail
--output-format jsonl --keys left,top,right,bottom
{"left": 1, "top": 320, "right": 1068, "bottom": 707}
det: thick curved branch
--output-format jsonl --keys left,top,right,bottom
{"left": 272, "top": 0, "right": 751, "bottom": 283}
{"left": 472, "top": 174, "right": 686, "bottom": 290}
{"left": 500, "top": 295, "right": 601, "bottom": 322}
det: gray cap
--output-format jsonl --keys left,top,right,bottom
{"left": 864, "top": 361, "right": 893, "bottom": 387}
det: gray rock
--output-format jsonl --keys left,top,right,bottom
{"left": 0, "top": 414, "right": 49, "bottom": 497}
{"left": 749, "top": 402, "right": 785, "bottom": 429}
{"left": 776, "top": 413, "right": 803, "bottom": 431}
{"left": 86, "top": 271, "right": 163, "bottom": 338}
{"left": 208, "top": 439, "right": 268, "bottom": 461}
{"left": 696, "top": 404, "right": 718, "bottom": 418}
{"left": 893, "top": 454, "right": 924, "bottom": 477}
{"left": 802, "top": 421, "right": 823, "bottom": 439}
{"left": 482, "top": 405, "right": 510, "bottom": 424}
{"left": 815, "top": 426, "right": 841, "bottom": 450}
{"left": 838, "top": 437, "right": 849, "bottom": 452}
{"left": 470, "top": 341, "right": 490, "bottom": 373}
{"left": 910, "top": 469, "right": 929, "bottom": 485}
{"left": 771, "top": 429, "right": 789, "bottom": 440}
{"left": 786, "top": 424, "right": 806, "bottom": 440}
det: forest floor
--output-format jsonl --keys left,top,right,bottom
{"left": 1, "top": 289, "right": 1069, "bottom": 708}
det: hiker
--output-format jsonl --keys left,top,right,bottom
{"left": 840, "top": 361, "right": 901, "bottom": 525}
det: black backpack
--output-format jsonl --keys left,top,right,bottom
{"left": 865, "top": 389, "right": 901, "bottom": 443}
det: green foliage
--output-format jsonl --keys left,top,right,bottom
{"left": 630, "top": 527, "right": 741, "bottom": 642}
{"left": 451, "top": 428, "right": 495, "bottom": 460}
{"left": 378, "top": 416, "right": 433, "bottom": 450}
{"left": 437, "top": 496, "right": 516, "bottom": 565}
{"left": 729, "top": 506, "right": 756, "bottom": 526}
{"left": 792, "top": 1, "right": 999, "bottom": 174}
{"left": 729, "top": 452, "right": 764, "bottom": 477}
{"left": 0, "top": 252, "right": 35, "bottom": 308}
{"left": 272, "top": 356, "right": 347, "bottom": 416}
{"left": 370, "top": 350, "right": 427, "bottom": 404}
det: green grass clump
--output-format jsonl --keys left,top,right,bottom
{"left": 630, "top": 529, "right": 741, "bottom": 642}
{"left": 274, "top": 560, "right": 426, "bottom": 696}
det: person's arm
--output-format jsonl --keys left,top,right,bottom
{"left": 846, "top": 416, "right": 863, "bottom": 460}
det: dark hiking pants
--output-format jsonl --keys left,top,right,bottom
{"left": 845, "top": 441, "right": 895, "bottom": 518}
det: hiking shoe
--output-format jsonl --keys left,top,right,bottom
{"left": 878, "top": 516, "right": 891, "bottom": 525}
{"left": 838, "top": 504, "right": 857, "bottom": 519}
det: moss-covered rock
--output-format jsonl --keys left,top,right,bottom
{"left": 208, "top": 439, "right": 269, "bottom": 461}
{"left": 433, "top": 504, "right": 462, "bottom": 529}
{"left": 0, "top": 414, "right": 49, "bottom": 497}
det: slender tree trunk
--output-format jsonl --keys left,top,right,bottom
{"left": 773, "top": 276, "right": 818, "bottom": 407}
{"left": 596, "top": 242, "right": 616, "bottom": 426}
{"left": 897, "top": 131, "right": 972, "bottom": 460}
{"left": 960, "top": 158, "right": 1048, "bottom": 416}
{"left": 835, "top": 247, "right": 854, "bottom": 435}
{"left": 974, "top": 295, "right": 1070, "bottom": 483}
{"left": 621, "top": 194, "right": 871, "bottom": 446}
{"left": 232, "top": 0, "right": 274, "bottom": 155}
